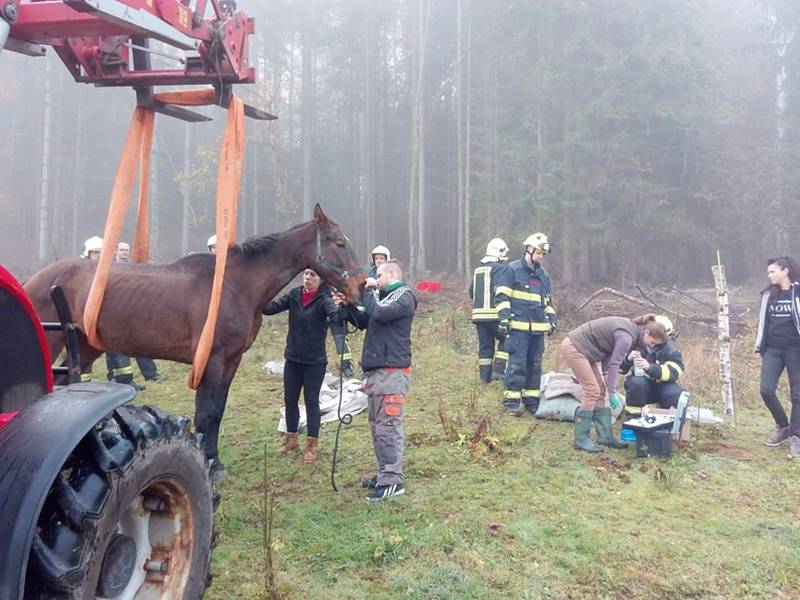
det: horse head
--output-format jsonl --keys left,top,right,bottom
{"left": 310, "top": 204, "right": 366, "bottom": 303}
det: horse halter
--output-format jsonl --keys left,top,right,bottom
{"left": 314, "top": 222, "right": 365, "bottom": 288}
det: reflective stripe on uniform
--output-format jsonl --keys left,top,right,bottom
{"left": 112, "top": 366, "right": 134, "bottom": 376}
{"left": 495, "top": 351, "right": 508, "bottom": 360}
{"left": 472, "top": 307, "right": 499, "bottom": 318}
{"left": 80, "top": 373, "right": 93, "bottom": 382}
{"left": 495, "top": 285, "right": 513, "bottom": 297}
{"left": 478, "top": 358, "right": 493, "bottom": 366}
{"left": 522, "top": 389, "right": 540, "bottom": 398}
{"left": 503, "top": 390, "right": 522, "bottom": 399}
{"left": 662, "top": 361, "right": 683, "bottom": 379}
{"left": 495, "top": 301, "right": 510, "bottom": 312}
{"left": 544, "top": 305, "right": 556, "bottom": 316}
{"left": 510, "top": 320, "right": 550, "bottom": 332}
{"left": 509, "top": 289, "right": 542, "bottom": 303}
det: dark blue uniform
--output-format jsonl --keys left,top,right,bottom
{"left": 621, "top": 341, "right": 685, "bottom": 408}
{"left": 495, "top": 258, "right": 556, "bottom": 412}
{"left": 469, "top": 259, "right": 508, "bottom": 383}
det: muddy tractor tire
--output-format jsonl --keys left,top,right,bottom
{"left": 18, "top": 404, "right": 214, "bottom": 599}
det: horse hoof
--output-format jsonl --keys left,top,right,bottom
{"left": 209, "top": 459, "right": 228, "bottom": 482}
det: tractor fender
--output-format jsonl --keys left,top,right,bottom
{"left": 0, "top": 381, "right": 135, "bottom": 600}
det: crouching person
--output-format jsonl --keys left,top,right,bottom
{"left": 561, "top": 315, "right": 667, "bottom": 452}
{"left": 346, "top": 259, "right": 416, "bottom": 501}
{"left": 622, "top": 315, "right": 686, "bottom": 410}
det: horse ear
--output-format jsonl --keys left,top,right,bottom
{"left": 313, "top": 203, "right": 328, "bottom": 226}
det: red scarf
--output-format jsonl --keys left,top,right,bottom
{"left": 302, "top": 287, "right": 318, "bottom": 308}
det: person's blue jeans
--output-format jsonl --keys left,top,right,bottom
{"left": 760, "top": 346, "right": 800, "bottom": 437}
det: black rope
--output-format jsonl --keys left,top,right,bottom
{"left": 330, "top": 319, "right": 358, "bottom": 492}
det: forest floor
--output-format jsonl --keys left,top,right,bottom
{"left": 127, "top": 282, "right": 800, "bottom": 600}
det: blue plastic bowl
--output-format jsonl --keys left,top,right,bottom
{"left": 620, "top": 428, "right": 637, "bottom": 442}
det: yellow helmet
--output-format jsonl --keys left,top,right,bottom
{"left": 522, "top": 232, "right": 551, "bottom": 254}
{"left": 483, "top": 238, "right": 509, "bottom": 262}
{"left": 371, "top": 245, "right": 391, "bottom": 262}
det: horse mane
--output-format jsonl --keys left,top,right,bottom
{"left": 230, "top": 221, "right": 309, "bottom": 258}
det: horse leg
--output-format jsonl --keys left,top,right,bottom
{"left": 194, "top": 356, "right": 242, "bottom": 481}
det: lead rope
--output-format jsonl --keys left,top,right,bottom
{"left": 330, "top": 319, "right": 357, "bottom": 492}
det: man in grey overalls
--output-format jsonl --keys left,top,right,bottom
{"left": 347, "top": 259, "right": 416, "bottom": 501}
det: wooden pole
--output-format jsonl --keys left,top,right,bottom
{"left": 712, "top": 251, "right": 735, "bottom": 416}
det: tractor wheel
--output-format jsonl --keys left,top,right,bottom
{"left": 24, "top": 404, "right": 215, "bottom": 599}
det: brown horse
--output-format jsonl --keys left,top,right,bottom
{"left": 24, "top": 205, "right": 365, "bottom": 479}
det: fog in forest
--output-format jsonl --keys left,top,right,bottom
{"left": 1, "top": 1, "right": 797, "bottom": 285}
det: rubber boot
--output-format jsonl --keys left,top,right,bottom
{"left": 479, "top": 364, "right": 492, "bottom": 384}
{"left": 303, "top": 437, "right": 319, "bottom": 464}
{"left": 279, "top": 432, "right": 299, "bottom": 454}
{"left": 594, "top": 407, "right": 629, "bottom": 449}
{"left": 574, "top": 409, "right": 603, "bottom": 453}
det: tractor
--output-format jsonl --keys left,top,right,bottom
{"left": 1, "top": 1, "right": 273, "bottom": 596}
{"left": 0, "top": 264, "right": 215, "bottom": 598}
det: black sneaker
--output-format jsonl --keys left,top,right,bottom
{"left": 360, "top": 476, "right": 377, "bottom": 489}
{"left": 367, "top": 483, "right": 405, "bottom": 501}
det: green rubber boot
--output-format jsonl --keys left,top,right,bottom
{"left": 574, "top": 409, "right": 603, "bottom": 453}
{"left": 594, "top": 406, "right": 629, "bottom": 449}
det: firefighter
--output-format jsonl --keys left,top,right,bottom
{"left": 207, "top": 234, "right": 217, "bottom": 254}
{"left": 114, "top": 242, "right": 163, "bottom": 382}
{"left": 368, "top": 245, "right": 391, "bottom": 278}
{"left": 80, "top": 237, "right": 144, "bottom": 390}
{"left": 469, "top": 238, "right": 510, "bottom": 383}
{"left": 495, "top": 233, "right": 556, "bottom": 415}
{"left": 621, "top": 315, "right": 686, "bottom": 410}
{"left": 328, "top": 244, "right": 392, "bottom": 377}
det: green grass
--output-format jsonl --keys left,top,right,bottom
{"left": 132, "top": 304, "right": 800, "bottom": 600}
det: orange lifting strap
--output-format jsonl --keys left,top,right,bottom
{"left": 82, "top": 89, "right": 245, "bottom": 389}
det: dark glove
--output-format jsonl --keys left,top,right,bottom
{"left": 547, "top": 316, "right": 557, "bottom": 336}
{"left": 498, "top": 319, "right": 509, "bottom": 337}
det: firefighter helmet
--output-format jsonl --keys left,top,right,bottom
{"left": 483, "top": 238, "right": 509, "bottom": 262}
{"left": 207, "top": 235, "right": 217, "bottom": 252}
{"left": 83, "top": 236, "right": 103, "bottom": 254}
{"left": 654, "top": 315, "right": 677, "bottom": 339}
{"left": 522, "top": 232, "right": 551, "bottom": 254}
{"left": 371, "top": 245, "right": 391, "bottom": 262}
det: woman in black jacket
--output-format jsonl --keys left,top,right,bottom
{"left": 755, "top": 256, "right": 800, "bottom": 459}
{"left": 264, "top": 268, "right": 344, "bottom": 464}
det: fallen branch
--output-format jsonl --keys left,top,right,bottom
{"left": 577, "top": 287, "right": 655, "bottom": 311}
{"left": 634, "top": 284, "right": 671, "bottom": 314}
{"left": 671, "top": 285, "right": 716, "bottom": 309}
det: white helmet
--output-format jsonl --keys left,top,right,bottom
{"left": 654, "top": 315, "right": 675, "bottom": 337}
{"left": 371, "top": 245, "right": 391, "bottom": 262}
{"left": 522, "top": 232, "right": 551, "bottom": 254}
{"left": 207, "top": 234, "right": 217, "bottom": 251}
{"left": 83, "top": 236, "right": 103, "bottom": 254}
{"left": 482, "top": 238, "right": 509, "bottom": 262}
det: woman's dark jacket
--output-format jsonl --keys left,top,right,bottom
{"left": 263, "top": 285, "right": 347, "bottom": 365}
{"left": 754, "top": 282, "right": 800, "bottom": 353}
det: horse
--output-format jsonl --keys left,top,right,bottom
{"left": 24, "top": 204, "right": 365, "bottom": 479}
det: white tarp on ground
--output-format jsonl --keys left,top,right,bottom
{"left": 263, "top": 359, "right": 368, "bottom": 432}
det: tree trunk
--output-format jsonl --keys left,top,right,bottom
{"left": 180, "top": 124, "right": 191, "bottom": 256}
{"left": 37, "top": 59, "right": 53, "bottom": 265}
{"left": 464, "top": 0, "right": 472, "bottom": 280}
{"left": 456, "top": 0, "right": 465, "bottom": 278}
{"left": 301, "top": 0, "right": 315, "bottom": 220}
